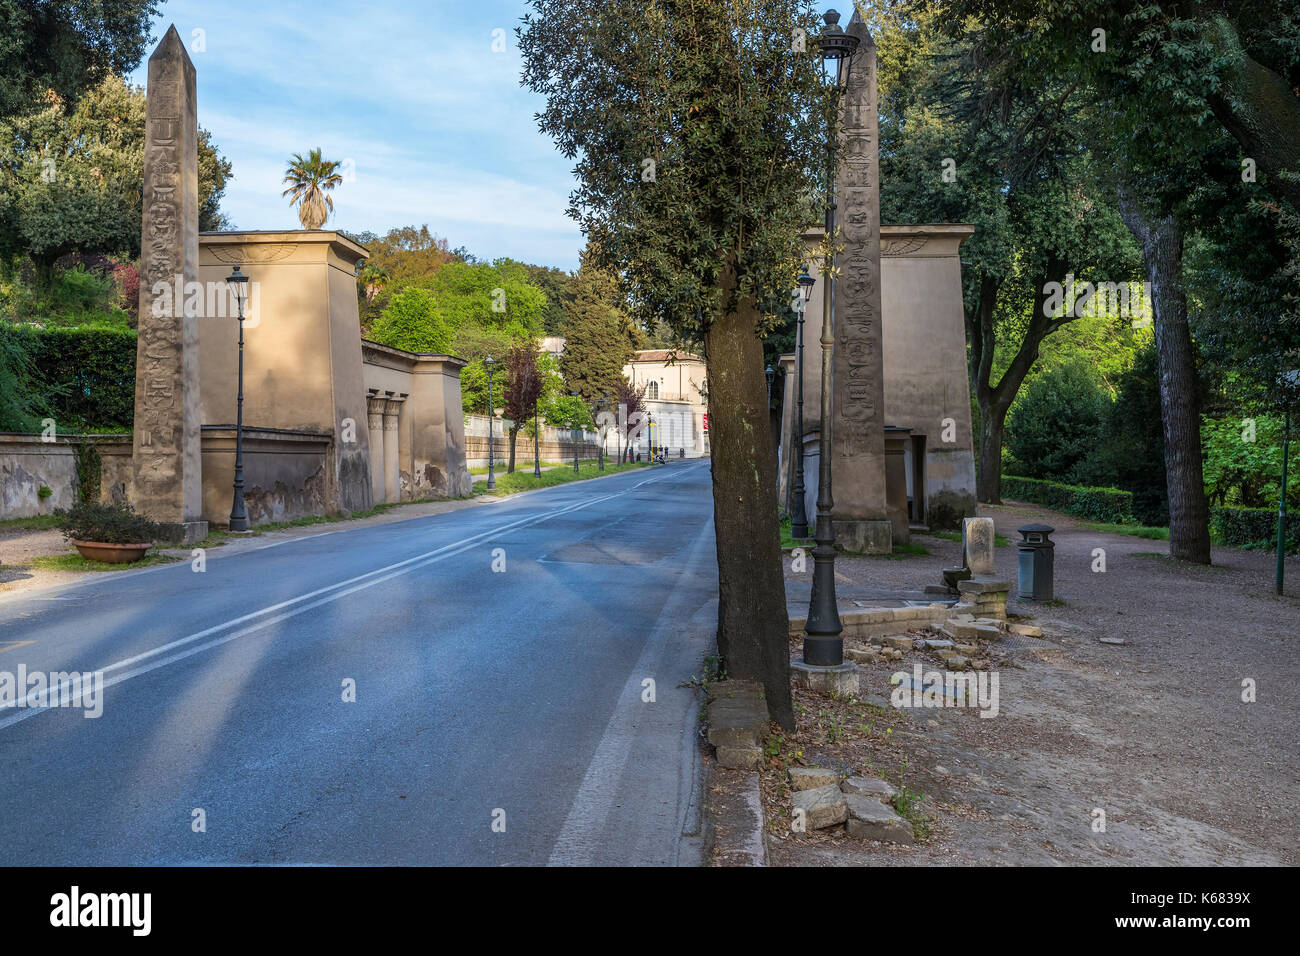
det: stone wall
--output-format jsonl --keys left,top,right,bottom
{"left": 199, "top": 426, "right": 332, "bottom": 525}
{"left": 0, "top": 435, "right": 132, "bottom": 517}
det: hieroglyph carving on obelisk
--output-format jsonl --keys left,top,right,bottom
{"left": 131, "top": 25, "right": 207, "bottom": 543}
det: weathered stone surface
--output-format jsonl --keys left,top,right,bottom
{"left": 936, "top": 650, "right": 970, "bottom": 670}
{"left": 844, "top": 794, "right": 914, "bottom": 843}
{"left": 963, "top": 517, "right": 997, "bottom": 577}
{"left": 841, "top": 776, "right": 897, "bottom": 800}
{"left": 707, "top": 680, "right": 768, "bottom": 760}
{"left": 789, "top": 767, "right": 839, "bottom": 791}
{"left": 132, "top": 25, "right": 206, "bottom": 543}
{"left": 791, "top": 659, "right": 860, "bottom": 695}
{"left": 792, "top": 784, "right": 849, "bottom": 830}
{"left": 1008, "top": 622, "right": 1044, "bottom": 638}
{"left": 953, "top": 643, "right": 980, "bottom": 656}
{"left": 846, "top": 646, "right": 881, "bottom": 664}
{"left": 882, "top": 635, "right": 915, "bottom": 651}
{"left": 1099, "top": 637, "right": 1127, "bottom": 645}
{"left": 829, "top": 9, "right": 890, "bottom": 552}
{"left": 716, "top": 745, "right": 762, "bottom": 769}
{"left": 923, "top": 637, "right": 956, "bottom": 651}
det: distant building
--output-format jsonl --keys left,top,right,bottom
{"left": 623, "top": 350, "right": 709, "bottom": 458}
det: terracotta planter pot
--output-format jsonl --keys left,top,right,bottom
{"left": 71, "top": 540, "right": 152, "bottom": 564}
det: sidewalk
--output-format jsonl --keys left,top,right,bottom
{"left": 758, "top": 501, "right": 1299, "bottom": 865}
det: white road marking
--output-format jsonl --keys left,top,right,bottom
{"left": 0, "top": 491, "right": 619, "bottom": 730}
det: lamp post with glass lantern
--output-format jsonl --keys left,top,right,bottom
{"left": 227, "top": 266, "right": 250, "bottom": 531}
{"left": 803, "top": 9, "right": 859, "bottom": 668}
{"left": 791, "top": 267, "right": 815, "bottom": 537}
{"left": 485, "top": 356, "right": 497, "bottom": 491}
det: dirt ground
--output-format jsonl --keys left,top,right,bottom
{"left": 768, "top": 501, "right": 1299, "bottom": 866}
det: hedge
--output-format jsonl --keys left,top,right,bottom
{"left": 0, "top": 324, "right": 136, "bottom": 430}
{"left": 1004, "top": 476, "right": 1300, "bottom": 555}
{"left": 1001, "top": 475, "right": 1134, "bottom": 524}
{"left": 1210, "top": 506, "right": 1300, "bottom": 555}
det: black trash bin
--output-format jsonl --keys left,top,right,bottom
{"left": 1016, "top": 523, "right": 1055, "bottom": 602}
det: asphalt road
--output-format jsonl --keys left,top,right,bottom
{"left": 0, "top": 460, "right": 718, "bottom": 865}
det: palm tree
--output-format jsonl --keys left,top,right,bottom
{"left": 281, "top": 148, "right": 343, "bottom": 229}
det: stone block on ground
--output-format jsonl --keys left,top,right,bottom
{"left": 792, "top": 784, "right": 849, "bottom": 830}
{"left": 844, "top": 794, "right": 914, "bottom": 844}
{"left": 882, "top": 635, "right": 916, "bottom": 651}
{"left": 846, "top": 646, "right": 881, "bottom": 664}
{"left": 788, "top": 767, "right": 839, "bottom": 791}
{"left": 841, "top": 776, "right": 897, "bottom": 800}
{"left": 790, "top": 660, "right": 860, "bottom": 695}
{"left": 706, "top": 680, "right": 768, "bottom": 766}
{"left": 716, "top": 745, "right": 762, "bottom": 769}
{"left": 1008, "top": 622, "right": 1043, "bottom": 638}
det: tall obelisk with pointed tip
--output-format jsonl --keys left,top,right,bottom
{"left": 132, "top": 25, "right": 206, "bottom": 543}
{"left": 831, "top": 7, "right": 890, "bottom": 554}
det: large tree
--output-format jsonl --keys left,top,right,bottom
{"left": 560, "top": 257, "right": 642, "bottom": 409}
{"left": 0, "top": 0, "right": 158, "bottom": 121}
{"left": 520, "top": 0, "right": 830, "bottom": 728}
{"left": 0, "top": 74, "right": 231, "bottom": 285}
{"left": 875, "top": 2, "right": 1141, "bottom": 504}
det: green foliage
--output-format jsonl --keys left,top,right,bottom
{"left": 0, "top": 0, "right": 158, "bottom": 122}
{"left": 72, "top": 439, "right": 102, "bottom": 503}
{"left": 369, "top": 287, "right": 453, "bottom": 354}
{"left": 0, "top": 323, "right": 136, "bottom": 429}
{"left": 542, "top": 393, "right": 594, "bottom": 430}
{"left": 560, "top": 262, "right": 641, "bottom": 408}
{"left": 0, "top": 321, "right": 38, "bottom": 429}
{"left": 1001, "top": 476, "right": 1135, "bottom": 524}
{"left": 1006, "top": 361, "right": 1112, "bottom": 483}
{"left": 281, "top": 147, "right": 343, "bottom": 229}
{"left": 519, "top": 0, "right": 828, "bottom": 336}
{"left": 55, "top": 501, "right": 159, "bottom": 544}
{"left": 473, "top": 459, "right": 646, "bottom": 496}
{"left": 1201, "top": 414, "right": 1300, "bottom": 509}
{"left": 1210, "top": 506, "right": 1300, "bottom": 555}
{"left": 0, "top": 74, "right": 232, "bottom": 275}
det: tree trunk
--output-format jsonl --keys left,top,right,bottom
{"left": 966, "top": 262, "right": 1072, "bottom": 504}
{"left": 704, "top": 267, "right": 794, "bottom": 731}
{"left": 1203, "top": 17, "right": 1300, "bottom": 214}
{"left": 1118, "top": 185, "right": 1212, "bottom": 564}
{"left": 507, "top": 425, "right": 519, "bottom": 474}
{"left": 976, "top": 399, "right": 1011, "bottom": 504}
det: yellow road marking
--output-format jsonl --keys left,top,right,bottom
{"left": 0, "top": 641, "right": 35, "bottom": 654}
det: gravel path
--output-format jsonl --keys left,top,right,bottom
{"left": 772, "top": 502, "right": 1298, "bottom": 865}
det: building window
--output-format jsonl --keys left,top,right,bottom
{"left": 647, "top": 381, "right": 659, "bottom": 400}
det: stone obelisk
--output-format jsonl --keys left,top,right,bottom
{"left": 831, "top": 9, "right": 891, "bottom": 554}
{"left": 132, "top": 25, "right": 206, "bottom": 544}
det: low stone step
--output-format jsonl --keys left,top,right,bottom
{"left": 706, "top": 680, "right": 769, "bottom": 768}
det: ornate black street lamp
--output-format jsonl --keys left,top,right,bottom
{"left": 227, "top": 266, "right": 250, "bottom": 531}
{"left": 791, "top": 266, "right": 815, "bottom": 537}
{"left": 1277, "top": 367, "right": 1300, "bottom": 594}
{"left": 596, "top": 397, "right": 608, "bottom": 471}
{"left": 533, "top": 392, "right": 542, "bottom": 479}
{"left": 485, "top": 356, "right": 496, "bottom": 491}
{"left": 647, "top": 412, "right": 655, "bottom": 460}
{"left": 570, "top": 390, "right": 581, "bottom": 473}
{"left": 804, "top": 9, "right": 860, "bottom": 666}
{"left": 765, "top": 365, "right": 775, "bottom": 403}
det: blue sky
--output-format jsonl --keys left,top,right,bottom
{"left": 128, "top": 0, "right": 583, "bottom": 270}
